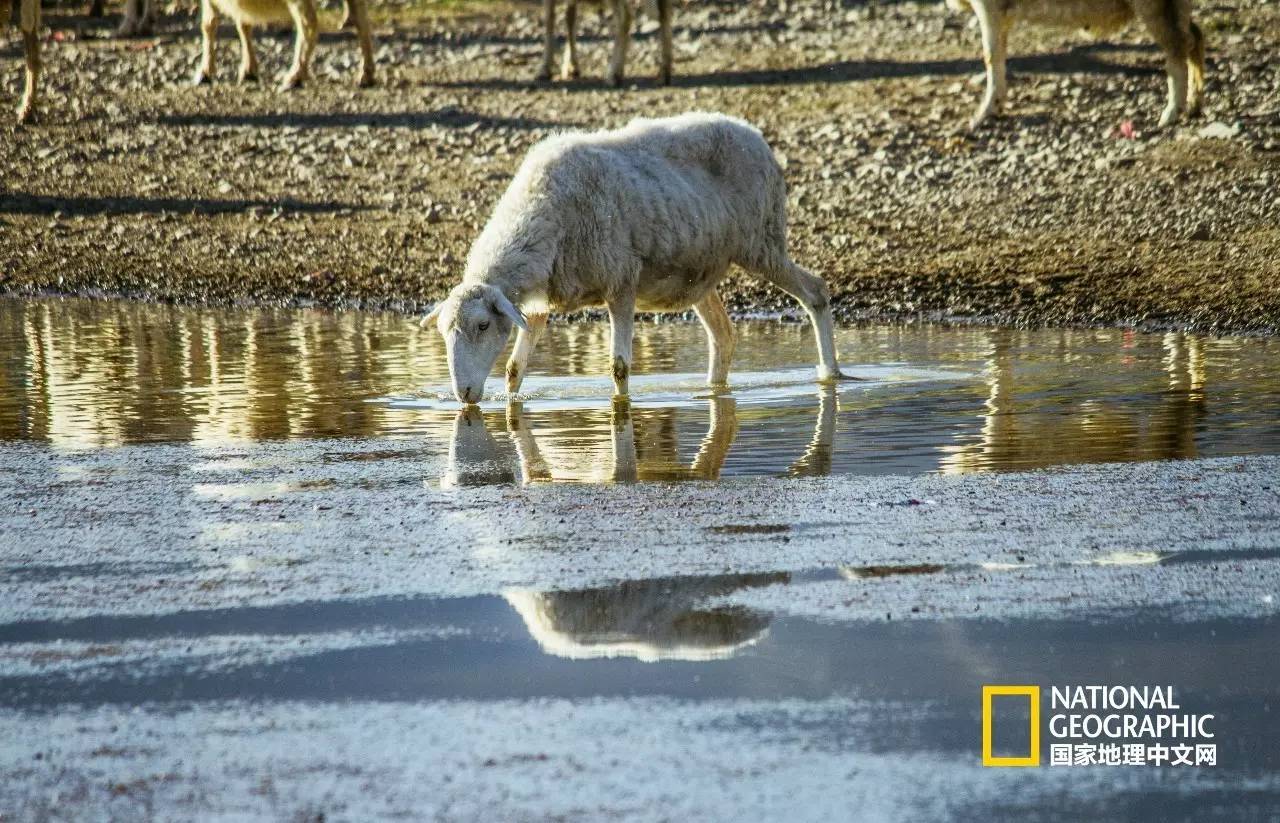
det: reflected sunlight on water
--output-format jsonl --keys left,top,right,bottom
{"left": 2, "top": 297, "right": 1278, "bottom": 481}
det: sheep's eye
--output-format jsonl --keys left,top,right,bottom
{"left": 478, "top": 321, "right": 490, "bottom": 332}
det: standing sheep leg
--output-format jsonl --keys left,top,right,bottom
{"left": 505, "top": 312, "right": 548, "bottom": 394}
{"left": 692, "top": 290, "right": 735, "bottom": 388}
{"left": 117, "top": 0, "right": 155, "bottom": 37}
{"left": 655, "top": 0, "right": 672, "bottom": 85}
{"left": 968, "top": 1, "right": 1007, "bottom": 130}
{"left": 606, "top": 0, "right": 631, "bottom": 87}
{"left": 1186, "top": 21, "right": 1206, "bottom": 116}
{"left": 1135, "top": 2, "right": 1189, "bottom": 127}
{"left": 17, "top": 0, "right": 39, "bottom": 124}
{"left": 236, "top": 21, "right": 259, "bottom": 83}
{"left": 537, "top": 0, "right": 556, "bottom": 82}
{"left": 347, "top": 0, "right": 375, "bottom": 87}
{"left": 279, "top": 0, "right": 319, "bottom": 90}
{"left": 561, "top": 0, "right": 580, "bottom": 80}
{"left": 756, "top": 258, "right": 846, "bottom": 382}
{"left": 193, "top": 0, "right": 220, "bottom": 85}
{"left": 606, "top": 294, "right": 635, "bottom": 397}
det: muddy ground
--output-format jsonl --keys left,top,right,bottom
{"left": 2, "top": 0, "right": 1278, "bottom": 332}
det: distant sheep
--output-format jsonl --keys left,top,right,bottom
{"left": 193, "top": 0, "right": 375, "bottom": 89}
{"left": 421, "top": 112, "right": 850, "bottom": 404}
{"left": 539, "top": 0, "right": 673, "bottom": 86}
{"left": 946, "top": 0, "right": 1206, "bottom": 129}
{"left": 5, "top": 0, "right": 38, "bottom": 122}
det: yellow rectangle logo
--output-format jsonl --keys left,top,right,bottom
{"left": 983, "top": 685, "right": 1041, "bottom": 767}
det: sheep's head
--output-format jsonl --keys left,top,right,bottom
{"left": 421, "top": 283, "right": 527, "bottom": 404}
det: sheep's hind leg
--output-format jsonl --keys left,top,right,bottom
{"left": 1186, "top": 20, "right": 1206, "bottom": 117}
{"left": 17, "top": 0, "right": 39, "bottom": 123}
{"left": 193, "top": 0, "right": 220, "bottom": 85}
{"left": 607, "top": 294, "right": 635, "bottom": 397}
{"left": 606, "top": 0, "right": 632, "bottom": 87}
{"left": 561, "top": 0, "right": 580, "bottom": 79}
{"left": 537, "top": 0, "right": 556, "bottom": 82}
{"left": 968, "top": 1, "right": 1008, "bottom": 130}
{"left": 236, "top": 20, "right": 259, "bottom": 82}
{"left": 505, "top": 312, "right": 548, "bottom": 394}
{"left": 347, "top": 0, "right": 375, "bottom": 87}
{"left": 692, "top": 290, "right": 735, "bottom": 388}
{"left": 1135, "top": 1, "right": 1190, "bottom": 127}
{"left": 755, "top": 258, "right": 849, "bottom": 383}
{"left": 279, "top": 0, "right": 319, "bottom": 90}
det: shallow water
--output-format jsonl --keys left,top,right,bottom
{"left": 2, "top": 296, "right": 1279, "bottom": 482}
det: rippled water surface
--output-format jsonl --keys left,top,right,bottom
{"left": 2, "top": 297, "right": 1279, "bottom": 481}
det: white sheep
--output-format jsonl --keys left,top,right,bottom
{"left": 5, "top": 0, "right": 38, "bottom": 123}
{"left": 421, "top": 112, "right": 850, "bottom": 404}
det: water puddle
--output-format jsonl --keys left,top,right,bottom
{"left": 2, "top": 297, "right": 1280, "bottom": 483}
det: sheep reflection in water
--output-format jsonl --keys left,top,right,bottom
{"left": 437, "top": 388, "right": 839, "bottom": 487}
{"left": 505, "top": 572, "right": 788, "bottom": 662}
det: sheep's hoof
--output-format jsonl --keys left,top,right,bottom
{"left": 657, "top": 67, "right": 672, "bottom": 86}
{"left": 16, "top": 104, "right": 34, "bottom": 125}
{"left": 116, "top": 19, "right": 153, "bottom": 37}
{"left": 279, "top": 74, "right": 305, "bottom": 91}
{"left": 238, "top": 69, "right": 259, "bottom": 84}
{"left": 192, "top": 70, "right": 213, "bottom": 86}
{"left": 560, "top": 62, "right": 580, "bottom": 81}
{"left": 1157, "top": 107, "right": 1180, "bottom": 129}
{"left": 356, "top": 71, "right": 375, "bottom": 89}
{"left": 533, "top": 69, "right": 553, "bottom": 85}
{"left": 608, "top": 73, "right": 625, "bottom": 88}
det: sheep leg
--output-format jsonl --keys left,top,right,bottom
{"left": 609, "top": 398, "right": 638, "bottom": 483}
{"left": 968, "top": 1, "right": 1007, "bottom": 130}
{"left": 561, "top": 0, "right": 580, "bottom": 80}
{"left": 788, "top": 386, "right": 836, "bottom": 477}
{"left": 506, "top": 402, "right": 553, "bottom": 484}
{"left": 236, "top": 20, "right": 259, "bottom": 83}
{"left": 193, "top": 0, "right": 220, "bottom": 85}
{"left": 279, "top": 0, "right": 319, "bottom": 90}
{"left": 690, "top": 395, "right": 738, "bottom": 480}
{"left": 607, "top": 294, "right": 635, "bottom": 397}
{"left": 537, "top": 0, "right": 555, "bottom": 82}
{"left": 16, "top": 0, "right": 39, "bottom": 124}
{"left": 1135, "top": 0, "right": 1190, "bottom": 127}
{"left": 505, "top": 312, "right": 548, "bottom": 394}
{"left": 655, "top": 0, "right": 673, "bottom": 85}
{"left": 1186, "top": 21, "right": 1206, "bottom": 117}
{"left": 692, "top": 290, "right": 735, "bottom": 387}
{"left": 606, "top": 0, "right": 631, "bottom": 87}
{"left": 756, "top": 259, "right": 846, "bottom": 382}
{"left": 347, "top": 0, "right": 375, "bottom": 87}
{"left": 117, "top": 0, "right": 155, "bottom": 37}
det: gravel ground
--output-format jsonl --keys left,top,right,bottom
{"left": 2, "top": 0, "right": 1278, "bottom": 332}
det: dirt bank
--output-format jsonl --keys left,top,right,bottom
{"left": 2, "top": 0, "right": 1278, "bottom": 332}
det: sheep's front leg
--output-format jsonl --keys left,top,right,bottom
{"left": 561, "top": 0, "right": 580, "bottom": 79}
{"left": 505, "top": 312, "right": 548, "bottom": 394}
{"left": 757, "top": 257, "right": 848, "bottom": 382}
{"left": 692, "top": 290, "right": 735, "bottom": 387}
{"left": 607, "top": 294, "right": 635, "bottom": 397}
{"left": 16, "top": 0, "right": 39, "bottom": 123}
{"left": 235, "top": 20, "right": 259, "bottom": 83}
{"left": 279, "top": 0, "right": 319, "bottom": 90}
{"left": 347, "top": 0, "right": 376, "bottom": 87}
{"left": 655, "top": 0, "right": 673, "bottom": 85}
{"left": 537, "top": 0, "right": 556, "bottom": 82}
{"left": 193, "top": 0, "right": 220, "bottom": 85}
{"left": 968, "top": 1, "right": 1007, "bottom": 130}
{"left": 606, "top": 0, "right": 632, "bottom": 87}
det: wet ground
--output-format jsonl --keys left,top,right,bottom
{"left": 2, "top": 298, "right": 1280, "bottom": 820}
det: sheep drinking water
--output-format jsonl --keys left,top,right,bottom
{"left": 421, "top": 112, "right": 851, "bottom": 404}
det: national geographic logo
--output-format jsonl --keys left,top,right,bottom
{"left": 982, "top": 684, "right": 1216, "bottom": 768}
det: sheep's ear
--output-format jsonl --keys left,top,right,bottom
{"left": 492, "top": 292, "right": 529, "bottom": 332}
{"left": 419, "top": 303, "right": 444, "bottom": 329}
